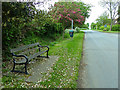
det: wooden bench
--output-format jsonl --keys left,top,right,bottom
{"left": 10, "top": 42, "right": 49, "bottom": 74}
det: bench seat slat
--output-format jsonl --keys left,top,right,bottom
{"left": 11, "top": 43, "right": 39, "bottom": 53}
{"left": 18, "top": 47, "right": 38, "bottom": 55}
{"left": 15, "top": 50, "right": 47, "bottom": 64}
{"left": 15, "top": 59, "right": 26, "bottom": 64}
{"left": 28, "top": 50, "right": 47, "bottom": 61}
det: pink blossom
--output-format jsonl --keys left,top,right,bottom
{"left": 65, "top": 16, "right": 67, "bottom": 18}
{"left": 59, "top": 14, "right": 63, "bottom": 17}
{"left": 67, "top": 14, "right": 70, "bottom": 16}
{"left": 74, "top": 4, "right": 77, "bottom": 6}
{"left": 76, "top": 19, "right": 81, "bottom": 22}
{"left": 64, "top": 10, "right": 66, "bottom": 13}
{"left": 57, "top": 11, "right": 60, "bottom": 13}
{"left": 81, "top": 16, "right": 83, "bottom": 18}
{"left": 68, "top": 18, "right": 72, "bottom": 21}
{"left": 73, "top": 11, "right": 76, "bottom": 14}
{"left": 54, "top": 4, "right": 57, "bottom": 7}
{"left": 60, "top": 5, "right": 64, "bottom": 8}
{"left": 77, "top": 9, "right": 81, "bottom": 11}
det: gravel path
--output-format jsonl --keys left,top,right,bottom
{"left": 25, "top": 56, "right": 59, "bottom": 82}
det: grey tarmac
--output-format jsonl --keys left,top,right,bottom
{"left": 79, "top": 30, "right": 118, "bottom": 88}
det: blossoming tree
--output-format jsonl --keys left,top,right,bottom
{"left": 49, "top": 1, "right": 91, "bottom": 38}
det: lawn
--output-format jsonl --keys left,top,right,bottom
{"left": 2, "top": 32, "right": 84, "bottom": 88}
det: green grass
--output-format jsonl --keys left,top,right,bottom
{"left": 2, "top": 32, "right": 84, "bottom": 88}
{"left": 38, "top": 32, "right": 84, "bottom": 88}
{"left": 95, "top": 30, "right": 120, "bottom": 33}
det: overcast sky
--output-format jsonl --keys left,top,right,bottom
{"left": 80, "top": 0, "right": 107, "bottom": 24}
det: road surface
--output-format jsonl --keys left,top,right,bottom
{"left": 81, "top": 30, "right": 118, "bottom": 88}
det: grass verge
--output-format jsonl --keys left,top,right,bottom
{"left": 39, "top": 32, "right": 84, "bottom": 88}
{"left": 95, "top": 30, "right": 120, "bottom": 33}
{"left": 2, "top": 32, "right": 84, "bottom": 88}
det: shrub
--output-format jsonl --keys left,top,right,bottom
{"left": 100, "top": 26, "right": 104, "bottom": 30}
{"left": 64, "top": 33, "right": 70, "bottom": 38}
{"left": 43, "top": 22, "right": 63, "bottom": 39}
{"left": 112, "top": 24, "right": 120, "bottom": 31}
{"left": 106, "top": 25, "right": 110, "bottom": 31}
{"left": 79, "top": 28, "right": 88, "bottom": 30}
{"left": 75, "top": 27, "right": 80, "bottom": 33}
{"left": 81, "top": 24, "right": 89, "bottom": 29}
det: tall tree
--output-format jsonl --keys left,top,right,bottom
{"left": 49, "top": 1, "right": 91, "bottom": 39}
{"left": 100, "top": 0, "right": 120, "bottom": 31}
{"left": 2, "top": 2, "right": 35, "bottom": 51}
{"left": 118, "top": 5, "right": 120, "bottom": 24}
{"left": 91, "top": 22, "right": 97, "bottom": 30}
{"left": 96, "top": 12, "right": 111, "bottom": 29}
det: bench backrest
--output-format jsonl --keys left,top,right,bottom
{"left": 10, "top": 42, "right": 39, "bottom": 53}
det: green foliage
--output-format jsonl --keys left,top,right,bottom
{"left": 106, "top": 25, "right": 110, "bottom": 31}
{"left": 44, "top": 22, "right": 63, "bottom": 39}
{"left": 100, "top": 26, "right": 104, "bottom": 30}
{"left": 2, "top": 2, "right": 64, "bottom": 61}
{"left": 2, "top": 2, "right": 35, "bottom": 61}
{"left": 99, "top": 25, "right": 119, "bottom": 31}
{"left": 75, "top": 27, "right": 80, "bottom": 33}
{"left": 49, "top": 1, "right": 91, "bottom": 29}
{"left": 64, "top": 33, "right": 70, "bottom": 38}
{"left": 81, "top": 24, "right": 89, "bottom": 29}
{"left": 91, "top": 22, "right": 97, "bottom": 29}
{"left": 112, "top": 24, "right": 120, "bottom": 31}
{"left": 80, "top": 28, "right": 88, "bottom": 30}
{"left": 95, "top": 12, "right": 111, "bottom": 29}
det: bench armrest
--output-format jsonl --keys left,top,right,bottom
{"left": 38, "top": 45, "right": 49, "bottom": 51}
{"left": 11, "top": 53, "right": 28, "bottom": 63}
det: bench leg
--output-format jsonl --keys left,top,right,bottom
{"left": 11, "top": 62, "right": 15, "bottom": 72}
{"left": 25, "top": 63, "right": 28, "bottom": 74}
{"left": 47, "top": 51, "right": 49, "bottom": 58}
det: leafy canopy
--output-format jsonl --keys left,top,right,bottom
{"left": 49, "top": 2, "right": 91, "bottom": 29}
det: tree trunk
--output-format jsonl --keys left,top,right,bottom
{"left": 110, "top": 22, "right": 112, "bottom": 31}
{"left": 110, "top": 2, "right": 112, "bottom": 31}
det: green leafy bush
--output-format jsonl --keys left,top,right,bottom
{"left": 106, "top": 25, "right": 110, "bottom": 31}
{"left": 2, "top": 2, "right": 64, "bottom": 61}
{"left": 112, "top": 24, "right": 120, "bottom": 31}
{"left": 81, "top": 24, "right": 89, "bottom": 29}
{"left": 64, "top": 33, "right": 70, "bottom": 38}
{"left": 75, "top": 27, "right": 80, "bottom": 33}
{"left": 79, "top": 28, "right": 88, "bottom": 30}
{"left": 100, "top": 26, "right": 104, "bottom": 30}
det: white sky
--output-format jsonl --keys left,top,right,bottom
{"left": 80, "top": 0, "right": 108, "bottom": 24}
{"left": 35, "top": 0, "right": 107, "bottom": 25}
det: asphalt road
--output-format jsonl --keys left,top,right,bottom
{"left": 81, "top": 30, "right": 118, "bottom": 88}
